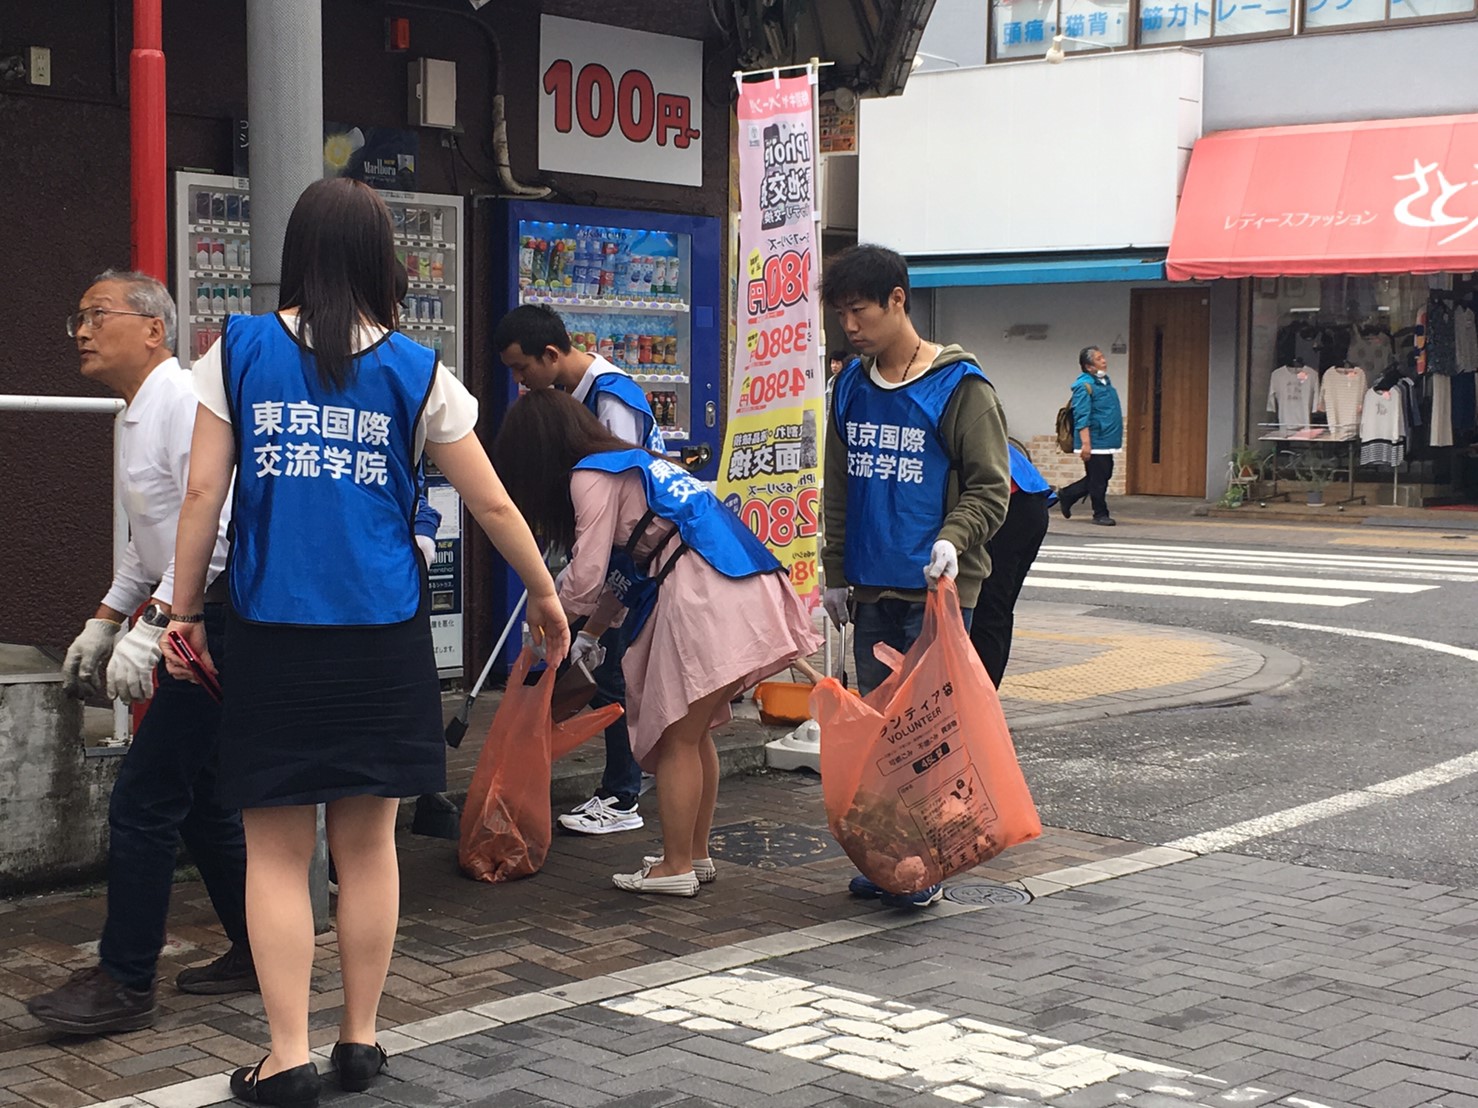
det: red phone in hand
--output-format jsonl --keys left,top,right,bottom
{"left": 168, "top": 630, "right": 223, "bottom": 703}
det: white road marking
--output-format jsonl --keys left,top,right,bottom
{"left": 1073, "top": 541, "right": 1478, "bottom": 571}
{"left": 1039, "top": 545, "right": 1478, "bottom": 582}
{"left": 1252, "top": 618, "right": 1478, "bottom": 663}
{"left": 1023, "top": 577, "right": 1368, "bottom": 607}
{"left": 605, "top": 967, "right": 1190, "bottom": 1102}
{"left": 1030, "top": 563, "right": 1434, "bottom": 594}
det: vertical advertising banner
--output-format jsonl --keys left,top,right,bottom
{"left": 717, "top": 74, "right": 823, "bottom": 608}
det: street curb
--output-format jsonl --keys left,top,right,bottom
{"left": 1007, "top": 631, "right": 1302, "bottom": 732}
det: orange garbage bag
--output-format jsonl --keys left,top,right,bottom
{"left": 810, "top": 578, "right": 1041, "bottom": 895}
{"left": 459, "top": 648, "right": 623, "bottom": 883}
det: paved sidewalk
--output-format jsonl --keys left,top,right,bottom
{"left": 0, "top": 610, "right": 1304, "bottom": 1107}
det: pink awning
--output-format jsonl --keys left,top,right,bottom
{"left": 1167, "top": 113, "right": 1478, "bottom": 281}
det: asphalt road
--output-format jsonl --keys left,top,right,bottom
{"left": 1014, "top": 510, "right": 1478, "bottom": 888}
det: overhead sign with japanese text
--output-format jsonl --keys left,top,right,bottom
{"left": 538, "top": 16, "right": 704, "bottom": 187}
{"left": 717, "top": 73, "right": 824, "bottom": 608}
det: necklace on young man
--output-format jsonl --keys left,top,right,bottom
{"left": 893, "top": 338, "right": 923, "bottom": 382}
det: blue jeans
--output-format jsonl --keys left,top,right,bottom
{"left": 592, "top": 622, "right": 641, "bottom": 804}
{"left": 852, "top": 598, "right": 974, "bottom": 697}
{"left": 99, "top": 605, "right": 248, "bottom": 989}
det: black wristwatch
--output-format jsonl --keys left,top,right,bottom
{"left": 141, "top": 603, "right": 173, "bottom": 629}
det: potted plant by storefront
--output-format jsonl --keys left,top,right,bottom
{"left": 1225, "top": 444, "right": 1269, "bottom": 502}
{"left": 1296, "top": 454, "right": 1338, "bottom": 506}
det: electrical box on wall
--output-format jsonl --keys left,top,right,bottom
{"left": 409, "top": 58, "right": 457, "bottom": 129}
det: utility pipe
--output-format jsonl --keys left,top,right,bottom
{"left": 130, "top": 0, "right": 168, "bottom": 281}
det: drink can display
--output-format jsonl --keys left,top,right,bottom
{"left": 639, "top": 334, "right": 654, "bottom": 366}
{"left": 650, "top": 257, "right": 667, "bottom": 298}
{"left": 663, "top": 336, "right": 678, "bottom": 365}
{"left": 598, "top": 265, "right": 614, "bottom": 297}
{"left": 598, "top": 335, "right": 615, "bottom": 359}
{"left": 613, "top": 337, "right": 627, "bottom": 365}
{"left": 664, "top": 256, "right": 681, "bottom": 298}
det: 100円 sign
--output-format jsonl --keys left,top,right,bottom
{"left": 537, "top": 15, "right": 703, "bottom": 187}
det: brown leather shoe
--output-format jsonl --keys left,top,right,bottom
{"left": 26, "top": 966, "right": 157, "bottom": 1035}
{"left": 175, "top": 943, "right": 258, "bottom": 995}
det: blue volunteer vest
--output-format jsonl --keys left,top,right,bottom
{"left": 832, "top": 358, "right": 988, "bottom": 590}
{"left": 223, "top": 313, "right": 436, "bottom": 626}
{"left": 1008, "top": 443, "right": 1053, "bottom": 499}
{"left": 574, "top": 449, "right": 781, "bottom": 639}
{"left": 585, "top": 372, "right": 666, "bottom": 452}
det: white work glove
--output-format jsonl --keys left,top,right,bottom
{"left": 106, "top": 619, "right": 166, "bottom": 704}
{"left": 924, "top": 539, "right": 959, "bottom": 586}
{"left": 62, "top": 619, "right": 121, "bottom": 698}
{"left": 415, "top": 534, "right": 436, "bottom": 569}
{"left": 822, "top": 586, "right": 850, "bottom": 630}
{"left": 568, "top": 630, "right": 606, "bottom": 673}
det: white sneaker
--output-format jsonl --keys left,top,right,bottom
{"left": 557, "top": 797, "right": 644, "bottom": 835}
{"left": 643, "top": 855, "right": 717, "bottom": 883}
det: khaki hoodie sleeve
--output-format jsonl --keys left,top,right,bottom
{"left": 822, "top": 390, "right": 850, "bottom": 587}
{"left": 937, "top": 376, "right": 1010, "bottom": 557}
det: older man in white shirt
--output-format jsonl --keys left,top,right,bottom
{"left": 28, "top": 272, "right": 253, "bottom": 1037}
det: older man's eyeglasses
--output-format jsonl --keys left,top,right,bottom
{"left": 66, "top": 307, "right": 159, "bottom": 338}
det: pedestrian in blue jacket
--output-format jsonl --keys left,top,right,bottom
{"left": 1058, "top": 346, "right": 1123, "bottom": 525}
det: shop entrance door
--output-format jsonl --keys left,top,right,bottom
{"left": 1128, "top": 288, "right": 1210, "bottom": 497}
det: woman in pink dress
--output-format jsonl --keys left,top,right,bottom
{"left": 493, "top": 390, "right": 821, "bottom": 896}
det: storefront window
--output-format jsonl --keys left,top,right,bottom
{"left": 1138, "top": 2, "right": 1212, "bottom": 43}
{"left": 1246, "top": 274, "right": 1435, "bottom": 444}
{"left": 992, "top": 0, "right": 1060, "bottom": 58}
{"left": 1212, "top": 0, "right": 1297, "bottom": 35}
{"left": 1391, "top": 0, "right": 1475, "bottom": 18}
{"left": 1304, "top": 0, "right": 1386, "bottom": 28}
{"left": 1058, "top": 0, "right": 1133, "bottom": 47}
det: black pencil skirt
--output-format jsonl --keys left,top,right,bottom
{"left": 215, "top": 596, "right": 445, "bottom": 810}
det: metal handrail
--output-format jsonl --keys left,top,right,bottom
{"left": 0, "top": 395, "right": 131, "bottom": 743}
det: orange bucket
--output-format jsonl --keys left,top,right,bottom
{"left": 753, "top": 680, "right": 813, "bottom": 725}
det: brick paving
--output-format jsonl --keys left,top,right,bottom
{"left": 0, "top": 609, "right": 1306, "bottom": 1106}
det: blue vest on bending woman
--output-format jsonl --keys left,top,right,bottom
{"left": 832, "top": 358, "right": 989, "bottom": 590}
{"left": 223, "top": 313, "right": 437, "bottom": 626}
{"left": 1008, "top": 442, "right": 1057, "bottom": 505}
{"left": 573, "top": 449, "right": 781, "bottom": 640}
{"left": 584, "top": 372, "right": 666, "bottom": 453}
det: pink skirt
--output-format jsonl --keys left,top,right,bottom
{"left": 620, "top": 557, "right": 821, "bottom": 770}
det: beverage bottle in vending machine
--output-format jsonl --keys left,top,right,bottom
{"left": 518, "top": 235, "right": 535, "bottom": 289}
{"left": 530, "top": 238, "right": 549, "bottom": 287}
{"left": 599, "top": 234, "right": 617, "bottom": 298}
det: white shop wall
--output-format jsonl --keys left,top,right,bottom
{"left": 928, "top": 282, "right": 1132, "bottom": 444}
{"left": 859, "top": 49, "right": 1202, "bottom": 256}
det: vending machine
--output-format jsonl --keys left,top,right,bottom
{"left": 489, "top": 200, "right": 723, "bottom": 668}
{"left": 172, "top": 171, "right": 469, "bottom": 678}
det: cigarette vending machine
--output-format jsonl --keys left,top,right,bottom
{"left": 489, "top": 200, "right": 723, "bottom": 669}
{"left": 172, "top": 171, "right": 469, "bottom": 678}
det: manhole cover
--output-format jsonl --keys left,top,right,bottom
{"left": 943, "top": 882, "right": 1032, "bottom": 907}
{"left": 707, "top": 819, "right": 844, "bottom": 869}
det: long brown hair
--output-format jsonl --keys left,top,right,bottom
{"left": 278, "top": 178, "right": 399, "bottom": 390}
{"left": 491, "top": 389, "right": 656, "bottom": 551}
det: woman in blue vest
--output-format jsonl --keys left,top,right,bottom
{"left": 163, "top": 179, "right": 567, "bottom": 1108}
{"left": 491, "top": 389, "right": 821, "bottom": 898}
{"left": 969, "top": 441, "right": 1054, "bottom": 687}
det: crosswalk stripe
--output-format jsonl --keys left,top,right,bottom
{"left": 1029, "top": 563, "right": 1437, "bottom": 594}
{"left": 1022, "top": 577, "right": 1369, "bottom": 607}
{"left": 1038, "top": 546, "right": 1478, "bottom": 582}
{"left": 1076, "top": 541, "right": 1478, "bottom": 572}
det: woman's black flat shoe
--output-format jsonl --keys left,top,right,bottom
{"left": 229, "top": 1059, "right": 320, "bottom": 1107}
{"left": 331, "top": 1041, "right": 388, "bottom": 1092}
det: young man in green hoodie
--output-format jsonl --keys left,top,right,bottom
{"left": 820, "top": 244, "right": 1011, "bottom": 907}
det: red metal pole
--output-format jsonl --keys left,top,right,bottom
{"left": 130, "top": 0, "right": 167, "bottom": 282}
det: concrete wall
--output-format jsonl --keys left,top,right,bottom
{"left": 0, "top": 663, "right": 119, "bottom": 893}
{"left": 1201, "top": 24, "right": 1478, "bottom": 132}
{"left": 0, "top": 0, "right": 732, "bottom": 657}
